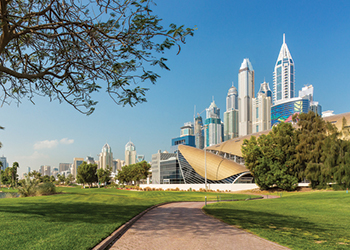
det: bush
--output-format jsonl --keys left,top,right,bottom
{"left": 37, "top": 182, "right": 56, "bottom": 195}
{"left": 18, "top": 177, "right": 38, "bottom": 197}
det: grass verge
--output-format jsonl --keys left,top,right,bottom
{"left": 0, "top": 187, "right": 256, "bottom": 250}
{"left": 203, "top": 191, "right": 350, "bottom": 250}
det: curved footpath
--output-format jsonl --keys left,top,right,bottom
{"left": 107, "top": 199, "right": 289, "bottom": 250}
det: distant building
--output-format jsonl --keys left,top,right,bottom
{"left": 99, "top": 143, "right": 113, "bottom": 169}
{"left": 271, "top": 98, "right": 310, "bottom": 126}
{"left": 322, "top": 110, "right": 335, "bottom": 118}
{"left": 137, "top": 155, "right": 145, "bottom": 163}
{"left": 125, "top": 141, "right": 137, "bottom": 165}
{"left": 171, "top": 122, "right": 195, "bottom": 152}
{"left": 43, "top": 165, "right": 51, "bottom": 176}
{"left": 273, "top": 34, "right": 295, "bottom": 104}
{"left": 151, "top": 150, "right": 182, "bottom": 184}
{"left": 85, "top": 156, "right": 95, "bottom": 164}
{"left": 59, "top": 163, "right": 71, "bottom": 173}
{"left": 252, "top": 81, "right": 272, "bottom": 133}
{"left": 204, "top": 100, "right": 223, "bottom": 147}
{"left": 27, "top": 167, "right": 31, "bottom": 175}
{"left": 0, "top": 156, "right": 8, "bottom": 170}
{"left": 72, "top": 158, "right": 84, "bottom": 178}
{"left": 224, "top": 83, "right": 239, "bottom": 140}
{"left": 238, "top": 58, "right": 255, "bottom": 136}
{"left": 194, "top": 115, "right": 204, "bottom": 149}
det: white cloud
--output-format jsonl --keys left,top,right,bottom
{"left": 34, "top": 140, "right": 59, "bottom": 149}
{"left": 33, "top": 138, "right": 74, "bottom": 149}
{"left": 60, "top": 138, "right": 74, "bottom": 145}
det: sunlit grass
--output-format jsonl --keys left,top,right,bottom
{"left": 0, "top": 187, "right": 256, "bottom": 250}
{"left": 204, "top": 191, "right": 350, "bottom": 250}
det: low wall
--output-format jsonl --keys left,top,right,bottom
{"left": 139, "top": 183, "right": 259, "bottom": 192}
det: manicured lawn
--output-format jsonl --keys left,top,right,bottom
{"left": 203, "top": 191, "right": 350, "bottom": 250}
{"left": 0, "top": 187, "right": 255, "bottom": 250}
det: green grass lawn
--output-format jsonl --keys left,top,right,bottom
{"left": 0, "top": 187, "right": 255, "bottom": 250}
{"left": 204, "top": 191, "right": 350, "bottom": 250}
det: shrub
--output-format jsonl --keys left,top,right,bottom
{"left": 37, "top": 182, "right": 56, "bottom": 195}
{"left": 18, "top": 177, "right": 38, "bottom": 197}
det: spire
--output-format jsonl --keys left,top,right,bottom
{"left": 283, "top": 33, "right": 285, "bottom": 44}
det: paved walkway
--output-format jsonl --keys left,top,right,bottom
{"left": 109, "top": 201, "right": 289, "bottom": 250}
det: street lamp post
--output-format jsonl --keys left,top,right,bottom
{"left": 204, "top": 124, "right": 208, "bottom": 191}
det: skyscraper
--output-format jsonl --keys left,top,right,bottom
{"left": 204, "top": 100, "right": 222, "bottom": 147}
{"left": 273, "top": 34, "right": 295, "bottom": 104}
{"left": 0, "top": 156, "right": 8, "bottom": 170}
{"left": 125, "top": 141, "right": 137, "bottom": 165}
{"left": 99, "top": 143, "right": 113, "bottom": 170}
{"left": 252, "top": 81, "right": 272, "bottom": 133}
{"left": 72, "top": 158, "right": 84, "bottom": 178}
{"left": 194, "top": 115, "right": 204, "bottom": 149}
{"left": 238, "top": 58, "right": 254, "bottom": 136}
{"left": 224, "top": 83, "right": 239, "bottom": 140}
{"left": 171, "top": 122, "right": 196, "bottom": 152}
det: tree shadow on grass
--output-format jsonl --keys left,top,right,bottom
{"left": 204, "top": 207, "right": 327, "bottom": 240}
{"left": 0, "top": 201, "right": 151, "bottom": 225}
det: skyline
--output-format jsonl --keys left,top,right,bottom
{"left": 1, "top": 1, "right": 350, "bottom": 176}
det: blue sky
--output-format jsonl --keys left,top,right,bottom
{"left": 1, "top": 0, "right": 350, "bottom": 176}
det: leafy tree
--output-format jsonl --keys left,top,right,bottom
{"left": 57, "top": 174, "right": 66, "bottom": 185}
{"left": 50, "top": 175, "right": 56, "bottom": 183}
{"left": 97, "top": 166, "right": 112, "bottom": 186}
{"left": 65, "top": 174, "right": 74, "bottom": 185}
{"left": 0, "top": 0, "right": 194, "bottom": 114}
{"left": 77, "top": 162, "right": 98, "bottom": 188}
{"left": 42, "top": 175, "right": 50, "bottom": 183}
{"left": 9, "top": 162, "right": 19, "bottom": 187}
{"left": 116, "top": 161, "right": 150, "bottom": 185}
{"left": 242, "top": 122, "right": 298, "bottom": 191}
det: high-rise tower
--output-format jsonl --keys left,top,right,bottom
{"left": 273, "top": 34, "right": 295, "bottom": 104}
{"left": 125, "top": 141, "right": 137, "bottom": 165}
{"left": 224, "top": 83, "right": 239, "bottom": 140}
{"left": 204, "top": 100, "right": 222, "bottom": 147}
{"left": 238, "top": 58, "right": 254, "bottom": 136}
{"left": 252, "top": 81, "right": 272, "bottom": 133}
{"left": 99, "top": 143, "right": 113, "bottom": 169}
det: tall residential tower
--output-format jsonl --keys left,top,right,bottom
{"left": 204, "top": 100, "right": 222, "bottom": 147}
{"left": 273, "top": 34, "right": 295, "bottom": 104}
{"left": 238, "top": 58, "right": 254, "bottom": 136}
{"left": 224, "top": 83, "right": 239, "bottom": 140}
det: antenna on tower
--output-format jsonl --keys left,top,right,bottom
{"left": 283, "top": 33, "right": 285, "bottom": 44}
{"left": 212, "top": 96, "right": 214, "bottom": 102}
{"left": 232, "top": 81, "right": 234, "bottom": 87}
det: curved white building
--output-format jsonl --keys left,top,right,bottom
{"left": 99, "top": 143, "right": 113, "bottom": 170}
{"left": 125, "top": 141, "right": 137, "bottom": 165}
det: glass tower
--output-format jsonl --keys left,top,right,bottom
{"left": 273, "top": 34, "right": 295, "bottom": 104}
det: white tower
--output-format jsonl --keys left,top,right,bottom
{"left": 125, "top": 141, "right": 137, "bottom": 165}
{"left": 99, "top": 143, "right": 113, "bottom": 170}
{"left": 238, "top": 58, "right": 255, "bottom": 137}
{"left": 273, "top": 34, "right": 295, "bottom": 104}
{"left": 224, "top": 83, "right": 239, "bottom": 140}
{"left": 204, "top": 100, "right": 222, "bottom": 147}
{"left": 252, "top": 81, "right": 272, "bottom": 133}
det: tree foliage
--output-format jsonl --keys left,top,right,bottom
{"left": 0, "top": 0, "right": 194, "bottom": 114}
{"left": 242, "top": 111, "right": 350, "bottom": 190}
{"left": 116, "top": 161, "right": 150, "bottom": 185}
{"left": 242, "top": 122, "right": 298, "bottom": 191}
{"left": 77, "top": 162, "right": 98, "bottom": 188}
{"left": 97, "top": 165, "right": 112, "bottom": 186}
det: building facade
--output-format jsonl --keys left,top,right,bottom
{"left": 59, "top": 163, "right": 71, "bottom": 173}
{"left": 204, "top": 100, "right": 223, "bottom": 147}
{"left": 273, "top": 34, "right": 295, "bottom": 104}
{"left": 125, "top": 141, "right": 137, "bottom": 165}
{"left": 271, "top": 98, "right": 310, "bottom": 126}
{"left": 224, "top": 84, "right": 239, "bottom": 140}
{"left": 194, "top": 115, "right": 204, "bottom": 149}
{"left": 0, "top": 156, "right": 8, "bottom": 170}
{"left": 171, "top": 122, "right": 196, "bottom": 152}
{"left": 252, "top": 81, "right": 272, "bottom": 133}
{"left": 72, "top": 158, "right": 84, "bottom": 178}
{"left": 99, "top": 143, "right": 113, "bottom": 169}
{"left": 238, "top": 58, "right": 254, "bottom": 136}
{"left": 151, "top": 150, "right": 182, "bottom": 184}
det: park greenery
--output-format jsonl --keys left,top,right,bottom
{"left": 0, "top": 161, "right": 19, "bottom": 187}
{"left": 116, "top": 161, "right": 151, "bottom": 185}
{"left": 204, "top": 191, "right": 350, "bottom": 250}
{"left": 0, "top": 0, "right": 195, "bottom": 115}
{"left": 242, "top": 111, "right": 350, "bottom": 191}
{"left": 0, "top": 187, "right": 253, "bottom": 250}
